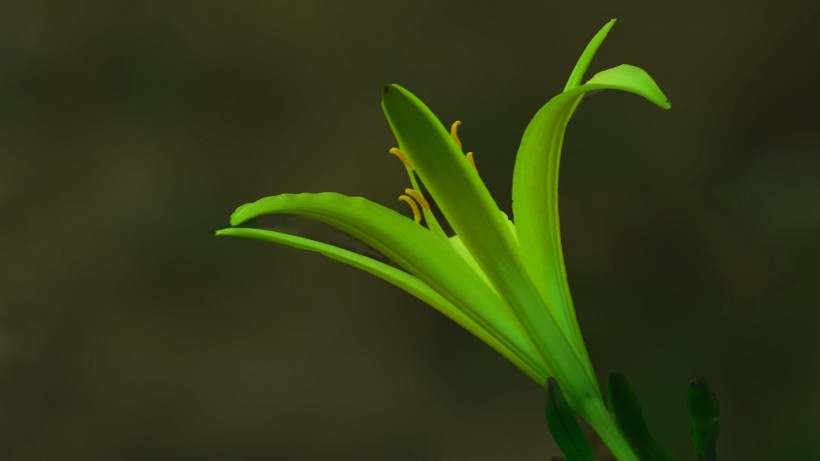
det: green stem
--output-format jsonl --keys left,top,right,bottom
{"left": 581, "top": 397, "right": 639, "bottom": 461}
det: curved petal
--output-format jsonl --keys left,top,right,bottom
{"left": 216, "top": 226, "right": 546, "bottom": 382}
{"left": 564, "top": 18, "right": 617, "bottom": 91}
{"left": 228, "top": 192, "right": 547, "bottom": 378}
{"left": 584, "top": 64, "right": 671, "bottom": 109}
{"left": 512, "top": 58, "right": 671, "bottom": 367}
{"left": 510, "top": 20, "right": 615, "bottom": 363}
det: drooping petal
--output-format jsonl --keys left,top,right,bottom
{"left": 511, "top": 34, "right": 670, "bottom": 367}
{"left": 382, "top": 86, "right": 596, "bottom": 398}
{"left": 583, "top": 64, "right": 671, "bottom": 109}
{"left": 228, "top": 192, "right": 547, "bottom": 378}
{"left": 216, "top": 226, "right": 546, "bottom": 382}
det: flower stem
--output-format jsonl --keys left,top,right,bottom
{"left": 581, "top": 397, "right": 639, "bottom": 461}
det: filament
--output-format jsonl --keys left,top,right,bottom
{"left": 465, "top": 151, "right": 476, "bottom": 169}
{"left": 450, "top": 120, "right": 463, "bottom": 150}
{"left": 389, "top": 147, "right": 413, "bottom": 170}
{"left": 403, "top": 188, "right": 430, "bottom": 211}
{"left": 398, "top": 194, "right": 422, "bottom": 223}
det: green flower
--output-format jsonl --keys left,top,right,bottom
{"left": 217, "top": 19, "right": 670, "bottom": 461}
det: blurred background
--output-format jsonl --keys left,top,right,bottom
{"left": 1, "top": 0, "right": 818, "bottom": 459}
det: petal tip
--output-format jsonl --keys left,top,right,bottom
{"left": 230, "top": 202, "right": 253, "bottom": 226}
{"left": 382, "top": 84, "right": 401, "bottom": 106}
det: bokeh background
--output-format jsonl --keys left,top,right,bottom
{"left": 2, "top": 0, "right": 819, "bottom": 459}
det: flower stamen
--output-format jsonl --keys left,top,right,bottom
{"left": 398, "top": 194, "right": 422, "bottom": 223}
{"left": 404, "top": 188, "right": 430, "bottom": 211}
{"left": 465, "top": 151, "right": 476, "bottom": 169}
{"left": 389, "top": 147, "right": 413, "bottom": 170}
{"left": 450, "top": 120, "right": 463, "bottom": 149}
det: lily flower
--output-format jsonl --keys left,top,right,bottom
{"left": 217, "top": 19, "right": 670, "bottom": 461}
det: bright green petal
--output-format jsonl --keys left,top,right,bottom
{"left": 228, "top": 192, "right": 547, "bottom": 379}
{"left": 584, "top": 64, "right": 671, "bottom": 109}
{"left": 381, "top": 84, "right": 522, "bottom": 279}
{"left": 382, "top": 86, "right": 597, "bottom": 398}
{"left": 511, "top": 28, "right": 671, "bottom": 368}
{"left": 564, "top": 18, "right": 617, "bottom": 91}
{"left": 216, "top": 226, "right": 545, "bottom": 382}
{"left": 510, "top": 19, "right": 616, "bottom": 368}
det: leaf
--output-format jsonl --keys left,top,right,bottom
{"left": 546, "top": 378, "right": 597, "bottom": 461}
{"left": 227, "top": 192, "right": 547, "bottom": 379}
{"left": 606, "top": 373, "right": 678, "bottom": 461}
{"left": 687, "top": 377, "right": 720, "bottom": 461}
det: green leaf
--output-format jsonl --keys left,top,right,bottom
{"left": 382, "top": 84, "right": 595, "bottom": 398}
{"left": 606, "top": 373, "right": 677, "bottom": 461}
{"left": 512, "top": 34, "right": 670, "bottom": 367}
{"left": 687, "top": 377, "right": 719, "bottom": 461}
{"left": 546, "top": 378, "right": 598, "bottom": 461}
{"left": 228, "top": 192, "right": 548, "bottom": 380}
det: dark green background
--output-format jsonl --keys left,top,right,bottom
{"left": 2, "top": 1, "right": 818, "bottom": 459}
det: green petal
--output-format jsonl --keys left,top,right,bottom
{"left": 381, "top": 84, "right": 522, "bottom": 282}
{"left": 511, "top": 19, "right": 617, "bottom": 372}
{"left": 564, "top": 19, "right": 617, "bottom": 91}
{"left": 382, "top": 85, "right": 595, "bottom": 396}
{"left": 584, "top": 64, "right": 672, "bottom": 109}
{"left": 228, "top": 192, "right": 547, "bottom": 379}
{"left": 511, "top": 31, "right": 671, "bottom": 365}
{"left": 216, "top": 226, "right": 544, "bottom": 382}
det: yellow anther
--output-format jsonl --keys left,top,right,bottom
{"left": 465, "top": 151, "right": 476, "bottom": 169}
{"left": 398, "top": 194, "right": 422, "bottom": 223}
{"left": 404, "top": 188, "right": 430, "bottom": 211}
{"left": 450, "top": 120, "right": 463, "bottom": 150}
{"left": 389, "top": 147, "right": 414, "bottom": 170}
